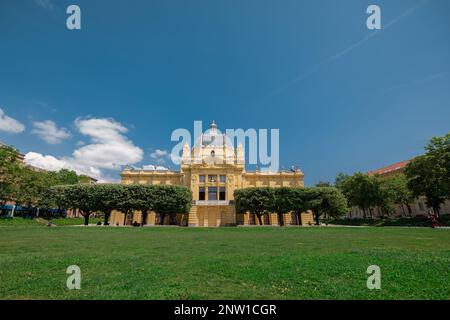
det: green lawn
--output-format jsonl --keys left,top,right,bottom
{"left": 0, "top": 217, "right": 103, "bottom": 226}
{"left": 49, "top": 217, "right": 103, "bottom": 226}
{"left": 0, "top": 217, "right": 43, "bottom": 226}
{"left": 0, "top": 225, "right": 449, "bottom": 300}
{"left": 326, "top": 215, "right": 450, "bottom": 227}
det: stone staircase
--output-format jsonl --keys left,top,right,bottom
{"left": 188, "top": 206, "right": 198, "bottom": 226}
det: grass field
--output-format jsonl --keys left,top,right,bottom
{"left": 49, "top": 217, "right": 103, "bottom": 226}
{"left": 0, "top": 217, "right": 103, "bottom": 226}
{"left": 0, "top": 217, "right": 43, "bottom": 226}
{"left": 0, "top": 225, "right": 449, "bottom": 300}
{"left": 326, "top": 216, "right": 450, "bottom": 227}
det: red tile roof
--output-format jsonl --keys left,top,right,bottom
{"left": 368, "top": 159, "right": 412, "bottom": 176}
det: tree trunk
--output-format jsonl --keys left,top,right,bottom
{"left": 180, "top": 214, "right": 184, "bottom": 226}
{"left": 297, "top": 212, "right": 301, "bottom": 226}
{"left": 104, "top": 210, "right": 111, "bottom": 225}
{"left": 123, "top": 211, "right": 128, "bottom": 225}
{"left": 362, "top": 207, "right": 366, "bottom": 219}
{"left": 314, "top": 212, "right": 320, "bottom": 225}
{"left": 83, "top": 213, "right": 90, "bottom": 226}
{"left": 256, "top": 213, "right": 263, "bottom": 226}
{"left": 401, "top": 204, "right": 406, "bottom": 217}
{"left": 141, "top": 210, "right": 148, "bottom": 226}
{"left": 159, "top": 213, "right": 166, "bottom": 225}
{"left": 277, "top": 213, "right": 284, "bottom": 226}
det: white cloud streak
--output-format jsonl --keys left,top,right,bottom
{"left": 0, "top": 108, "right": 26, "bottom": 134}
{"left": 32, "top": 120, "right": 71, "bottom": 144}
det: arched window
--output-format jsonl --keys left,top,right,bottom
{"left": 211, "top": 150, "right": 215, "bottom": 157}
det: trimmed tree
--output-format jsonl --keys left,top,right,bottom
{"left": 270, "top": 187, "right": 293, "bottom": 226}
{"left": 126, "top": 184, "right": 155, "bottom": 226}
{"left": 95, "top": 184, "right": 122, "bottom": 225}
{"left": 114, "top": 185, "right": 139, "bottom": 225}
{"left": 153, "top": 185, "right": 192, "bottom": 225}
{"left": 62, "top": 184, "right": 101, "bottom": 225}
{"left": 290, "top": 188, "right": 310, "bottom": 225}
{"left": 234, "top": 187, "right": 273, "bottom": 225}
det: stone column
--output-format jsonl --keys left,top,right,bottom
{"left": 243, "top": 212, "right": 249, "bottom": 225}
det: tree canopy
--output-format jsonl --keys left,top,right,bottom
{"left": 47, "top": 183, "right": 192, "bottom": 226}
{"left": 404, "top": 134, "right": 450, "bottom": 215}
{"left": 295, "top": 187, "right": 348, "bottom": 225}
{"left": 1, "top": 145, "right": 87, "bottom": 212}
{"left": 335, "top": 172, "right": 379, "bottom": 218}
{"left": 235, "top": 186, "right": 348, "bottom": 226}
{"left": 153, "top": 185, "right": 192, "bottom": 225}
{"left": 0, "top": 145, "right": 23, "bottom": 203}
{"left": 234, "top": 187, "right": 274, "bottom": 225}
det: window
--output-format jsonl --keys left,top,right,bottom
{"left": 208, "top": 187, "right": 218, "bottom": 201}
{"left": 211, "top": 150, "right": 215, "bottom": 157}
{"left": 199, "top": 187, "right": 205, "bottom": 200}
{"left": 199, "top": 175, "right": 205, "bottom": 183}
{"left": 208, "top": 175, "right": 217, "bottom": 182}
{"left": 220, "top": 175, "right": 226, "bottom": 183}
{"left": 219, "top": 187, "right": 226, "bottom": 200}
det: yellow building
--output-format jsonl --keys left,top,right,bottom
{"left": 110, "top": 122, "right": 313, "bottom": 226}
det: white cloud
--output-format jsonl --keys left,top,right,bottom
{"left": 24, "top": 117, "right": 144, "bottom": 182}
{"left": 150, "top": 148, "right": 171, "bottom": 164}
{"left": 150, "top": 149, "right": 169, "bottom": 159}
{"left": 32, "top": 120, "right": 71, "bottom": 144}
{"left": 0, "top": 108, "right": 25, "bottom": 134}
{"left": 24, "top": 152, "right": 102, "bottom": 180}
{"left": 24, "top": 152, "right": 67, "bottom": 171}
{"left": 72, "top": 118, "right": 144, "bottom": 170}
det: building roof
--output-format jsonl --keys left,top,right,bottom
{"left": 368, "top": 159, "right": 412, "bottom": 176}
{"left": 198, "top": 121, "right": 233, "bottom": 148}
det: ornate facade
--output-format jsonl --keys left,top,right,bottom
{"left": 110, "top": 122, "right": 313, "bottom": 226}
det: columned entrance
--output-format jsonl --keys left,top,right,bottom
{"left": 195, "top": 205, "right": 233, "bottom": 227}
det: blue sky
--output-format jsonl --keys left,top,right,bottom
{"left": 0, "top": 0, "right": 449, "bottom": 183}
